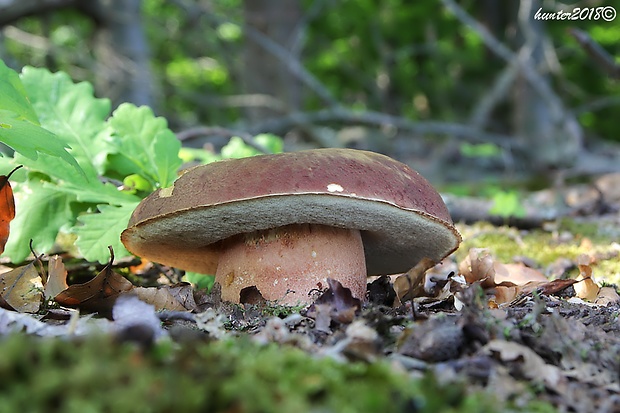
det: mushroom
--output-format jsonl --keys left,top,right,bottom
{"left": 121, "top": 148, "right": 461, "bottom": 305}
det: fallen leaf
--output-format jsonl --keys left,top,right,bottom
{"left": 537, "top": 279, "right": 578, "bottom": 295}
{"left": 574, "top": 277, "right": 599, "bottom": 302}
{"left": 393, "top": 257, "right": 436, "bottom": 301}
{"left": 314, "top": 279, "right": 360, "bottom": 316}
{"left": 43, "top": 255, "right": 69, "bottom": 299}
{"left": 495, "top": 263, "right": 548, "bottom": 285}
{"left": 458, "top": 248, "right": 496, "bottom": 288}
{"left": 307, "top": 279, "right": 361, "bottom": 330}
{"left": 55, "top": 247, "right": 133, "bottom": 315}
{"left": 0, "top": 166, "right": 22, "bottom": 254}
{"left": 397, "top": 315, "right": 464, "bottom": 362}
{"left": 490, "top": 285, "right": 520, "bottom": 306}
{"left": 195, "top": 308, "right": 227, "bottom": 339}
{"left": 133, "top": 283, "right": 198, "bottom": 312}
{"left": 342, "top": 320, "right": 381, "bottom": 362}
{"left": 307, "top": 303, "right": 334, "bottom": 333}
{"left": 576, "top": 254, "right": 593, "bottom": 278}
{"left": 0, "top": 306, "right": 112, "bottom": 336}
{"left": 595, "top": 286, "right": 620, "bottom": 306}
{"left": 367, "top": 275, "right": 396, "bottom": 306}
{"left": 482, "top": 340, "right": 565, "bottom": 391}
{"left": 0, "top": 260, "right": 43, "bottom": 313}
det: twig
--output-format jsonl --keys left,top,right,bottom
{"left": 239, "top": 24, "right": 339, "bottom": 108}
{"left": 247, "top": 106, "right": 518, "bottom": 148}
{"left": 441, "top": 0, "right": 566, "bottom": 122}
{"left": 168, "top": 0, "right": 339, "bottom": 108}
{"left": 184, "top": 93, "right": 288, "bottom": 112}
{"left": 289, "top": 0, "right": 331, "bottom": 56}
{"left": 569, "top": 28, "right": 620, "bottom": 79}
{"left": 176, "top": 126, "right": 273, "bottom": 154}
{"left": 469, "top": 58, "right": 520, "bottom": 129}
{"left": 573, "top": 95, "right": 620, "bottom": 115}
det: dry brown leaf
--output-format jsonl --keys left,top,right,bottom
{"left": 0, "top": 166, "right": 22, "bottom": 255}
{"left": 491, "top": 285, "right": 520, "bottom": 306}
{"left": 574, "top": 277, "right": 600, "bottom": 302}
{"left": 44, "top": 255, "right": 69, "bottom": 299}
{"left": 0, "top": 261, "right": 43, "bottom": 313}
{"left": 133, "top": 283, "right": 198, "bottom": 311}
{"left": 482, "top": 340, "right": 565, "bottom": 391}
{"left": 393, "top": 257, "right": 436, "bottom": 301}
{"left": 342, "top": 320, "right": 380, "bottom": 362}
{"left": 576, "top": 254, "right": 594, "bottom": 278}
{"left": 538, "top": 279, "right": 578, "bottom": 295}
{"left": 55, "top": 248, "right": 133, "bottom": 315}
{"left": 458, "top": 248, "right": 496, "bottom": 288}
{"left": 595, "top": 286, "right": 620, "bottom": 306}
{"left": 307, "top": 279, "right": 361, "bottom": 330}
{"left": 495, "top": 263, "right": 548, "bottom": 285}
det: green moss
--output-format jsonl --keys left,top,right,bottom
{"left": 0, "top": 333, "right": 552, "bottom": 413}
{"left": 260, "top": 303, "right": 306, "bottom": 318}
{"left": 456, "top": 222, "right": 620, "bottom": 285}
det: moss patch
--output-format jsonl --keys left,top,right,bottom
{"left": 0, "top": 333, "right": 515, "bottom": 413}
{"left": 456, "top": 222, "right": 620, "bottom": 284}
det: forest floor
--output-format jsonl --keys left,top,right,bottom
{"left": 188, "top": 212, "right": 620, "bottom": 413}
{"left": 1, "top": 173, "right": 619, "bottom": 412}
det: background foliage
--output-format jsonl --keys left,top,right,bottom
{"left": 2, "top": 0, "right": 618, "bottom": 140}
{"left": 1, "top": 0, "right": 619, "bottom": 263}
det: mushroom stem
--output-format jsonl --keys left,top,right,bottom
{"left": 214, "top": 224, "right": 367, "bottom": 305}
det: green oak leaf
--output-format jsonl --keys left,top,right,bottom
{"left": 3, "top": 180, "right": 78, "bottom": 262}
{"left": 73, "top": 202, "right": 139, "bottom": 264}
{"left": 106, "top": 104, "right": 181, "bottom": 189}
{"left": 0, "top": 110, "right": 79, "bottom": 169}
{"left": 19, "top": 67, "right": 112, "bottom": 176}
{"left": 0, "top": 59, "right": 81, "bottom": 173}
{"left": 0, "top": 60, "right": 38, "bottom": 123}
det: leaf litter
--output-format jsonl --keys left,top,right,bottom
{"left": 0, "top": 221, "right": 619, "bottom": 411}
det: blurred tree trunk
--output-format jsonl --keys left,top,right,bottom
{"left": 242, "top": 0, "right": 303, "bottom": 121}
{"left": 469, "top": 0, "right": 582, "bottom": 171}
{"left": 83, "top": 0, "right": 154, "bottom": 108}
{"left": 511, "top": 0, "right": 581, "bottom": 170}
{"left": 0, "top": 0, "right": 153, "bottom": 109}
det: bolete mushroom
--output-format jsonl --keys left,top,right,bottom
{"left": 121, "top": 148, "right": 461, "bottom": 305}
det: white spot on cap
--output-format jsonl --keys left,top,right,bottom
{"left": 159, "top": 185, "right": 174, "bottom": 198}
{"left": 327, "top": 183, "right": 344, "bottom": 192}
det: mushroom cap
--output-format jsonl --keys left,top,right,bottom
{"left": 121, "top": 148, "right": 461, "bottom": 276}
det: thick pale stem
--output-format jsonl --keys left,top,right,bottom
{"left": 214, "top": 224, "right": 367, "bottom": 305}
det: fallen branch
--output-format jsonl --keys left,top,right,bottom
{"left": 441, "top": 0, "right": 566, "bottom": 122}
{"left": 247, "top": 106, "right": 518, "bottom": 148}
{"left": 168, "top": 0, "right": 339, "bottom": 108}
{"left": 569, "top": 28, "right": 620, "bottom": 79}
{"left": 176, "top": 126, "right": 273, "bottom": 154}
{"left": 469, "top": 58, "right": 520, "bottom": 129}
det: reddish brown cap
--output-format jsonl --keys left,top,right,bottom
{"left": 121, "top": 148, "right": 461, "bottom": 275}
